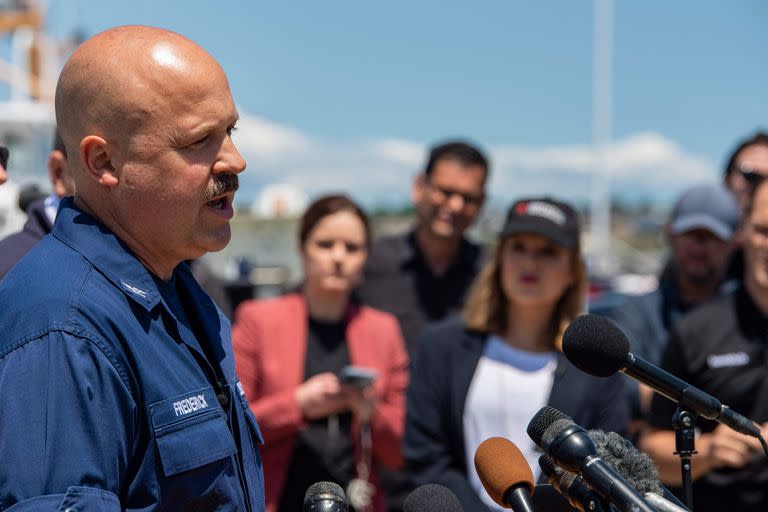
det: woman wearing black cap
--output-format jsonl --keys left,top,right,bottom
{"left": 403, "top": 197, "right": 630, "bottom": 512}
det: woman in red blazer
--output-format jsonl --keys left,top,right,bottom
{"left": 233, "top": 194, "right": 409, "bottom": 512}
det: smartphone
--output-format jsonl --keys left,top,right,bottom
{"left": 338, "top": 366, "right": 377, "bottom": 389}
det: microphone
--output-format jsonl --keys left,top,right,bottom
{"left": 403, "top": 484, "right": 464, "bottom": 512}
{"left": 589, "top": 430, "right": 689, "bottom": 512}
{"left": 474, "top": 437, "right": 536, "bottom": 512}
{"left": 303, "top": 481, "right": 348, "bottom": 512}
{"left": 562, "top": 314, "right": 762, "bottom": 439}
{"left": 527, "top": 406, "right": 655, "bottom": 512}
{"left": 539, "top": 455, "right": 610, "bottom": 512}
{"left": 538, "top": 454, "right": 564, "bottom": 491}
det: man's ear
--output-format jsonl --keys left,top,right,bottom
{"left": 47, "top": 149, "right": 75, "bottom": 197}
{"left": 80, "top": 135, "right": 118, "bottom": 188}
{"left": 411, "top": 172, "right": 426, "bottom": 205}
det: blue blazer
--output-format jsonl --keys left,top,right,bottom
{"left": 404, "top": 317, "right": 630, "bottom": 512}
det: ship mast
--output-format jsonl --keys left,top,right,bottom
{"left": 0, "top": 0, "right": 52, "bottom": 102}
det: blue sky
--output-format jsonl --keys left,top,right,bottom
{"left": 25, "top": 1, "right": 768, "bottom": 208}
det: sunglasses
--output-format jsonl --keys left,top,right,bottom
{"left": 0, "top": 146, "right": 7, "bottom": 169}
{"left": 738, "top": 166, "right": 768, "bottom": 187}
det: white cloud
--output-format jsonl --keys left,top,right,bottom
{"left": 232, "top": 114, "right": 311, "bottom": 159}
{"left": 232, "top": 111, "right": 720, "bottom": 208}
{"left": 371, "top": 138, "right": 424, "bottom": 167}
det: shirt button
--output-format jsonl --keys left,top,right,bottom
{"left": 217, "top": 392, "right": 230, "bottom": 409}
{"left": 64, "top": 508, "right": 78, "bottom": 512}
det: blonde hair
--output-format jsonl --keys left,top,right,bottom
{"left": 463, "top": 237, "right": 587, "bottom": 350}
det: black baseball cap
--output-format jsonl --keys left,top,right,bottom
{"left": 499, "top": 197, "right": 580, "bottom": 248}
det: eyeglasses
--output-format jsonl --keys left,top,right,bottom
{"left": 0, "top": 146, "right": 8, "bottom": 169}
{"left": 426, "top": 180, "right": 485, "bottom": 208}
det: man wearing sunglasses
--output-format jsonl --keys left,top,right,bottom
{"left": 723, "top": 131, "right": 768, "bottom": 211}
{"left": 718, "top": 132, "right": 768, "bottom": 281}
{"left": 0, "top": 145, "right": 8, "bottom": 185}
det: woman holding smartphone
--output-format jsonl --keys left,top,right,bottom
{"left": 404, "top": 197, "right": 629, "bottom": 511}
{"left": 233, "top": 194, "right": 408, "bottom": 512}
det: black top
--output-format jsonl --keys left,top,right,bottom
{"left": 358, "top": 230, "right": 485, "bottom": 358}
{"left": 279, "top": 316, "right": 355, "bottom": 512}
{"left": 648, "top": 286, "right": 768, "bottom": 512}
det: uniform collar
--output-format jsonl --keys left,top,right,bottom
{"left": 52, "top": 197, "right": 164, "bottom": 311}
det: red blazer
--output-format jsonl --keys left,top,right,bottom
{"left": 232, "top": 293, "right": 409, "bottom": 512}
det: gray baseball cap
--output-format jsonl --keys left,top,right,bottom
{"left": 669, "top": 184, "right": 740, "bottom": 241}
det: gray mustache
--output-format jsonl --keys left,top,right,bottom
{"left": 204, "top": 174, "right": 239, "bottom": 201}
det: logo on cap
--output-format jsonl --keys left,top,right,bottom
{"left": 521, "top": 201, "right": 566, "bottom": 226}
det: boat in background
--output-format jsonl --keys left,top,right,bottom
{"left": 0, "top": 1, "right": 74, "bottom": 237}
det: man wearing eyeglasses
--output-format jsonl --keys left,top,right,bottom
{"left": 358, "top": 140, "right": 488, "bottom": 512}
{"left": 723, "top": 131, "right": 768, "bottom": 211}
{"left": 0, "top": 146, "right": 8, "bottom": 185}
{"left": 359, "top": 140, "right": 489, "bottom": 358}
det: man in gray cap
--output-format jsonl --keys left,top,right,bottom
{"left": 607, "top": 184, "right": 739, "bottom": 414}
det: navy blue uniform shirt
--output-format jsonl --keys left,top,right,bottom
{"left": 0, "top": 198, "right": 265, "bottom": 511}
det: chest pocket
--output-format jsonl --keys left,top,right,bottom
{"left": 149, "top": 386, "right": 237, "bottom": 476}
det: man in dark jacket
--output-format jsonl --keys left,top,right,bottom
{"left": 0, "top": 131, "right": 73, "bottom": 279}
{"left": 359, "top": 140, "right": 489, "bottom": 357}
{"left": 607, "top": 185, "right": 739, "bottom": 422}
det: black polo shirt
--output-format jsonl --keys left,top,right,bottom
{"left": 648, "top": 286, "right": 768, "bottom": 512}
{"left": 357, "top": 230, "right": 485, "bottom": 358}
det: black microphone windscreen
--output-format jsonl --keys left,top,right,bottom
{"left": 538, "top": 454, "right": 563, "bottom": 479}
{"left": 527, "top": 406, "right": 572, "bottom": 447}
{"left": 588, "top": 430, "right": 662, "bottom": 495}
{"left": 542, "top": 418, "right": 575, "bottom": 447}
{"left": 559, "top": 471, "right": 580, "bottom": 494}
{"left": 403, "top": 484, "right": 463, "bottom": 512}
{"left": 562, "top": 314, "right": 630, "bottom": 377}
{"left": 303, "top": 481, "right": 346, "bottom": 509}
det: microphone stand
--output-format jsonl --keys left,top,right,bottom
{"left": 672, "top": 406, "right": 696, "bottom": 511}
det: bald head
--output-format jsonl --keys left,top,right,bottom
{"left": 55, "top": 26, "right": 228, "bottom": 165}
{"left": 51, "top": 26, "right": 245, "bottom": 278}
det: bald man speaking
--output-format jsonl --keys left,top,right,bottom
{"left": 0, "top": 26, "right": 265, "bottom": 511}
